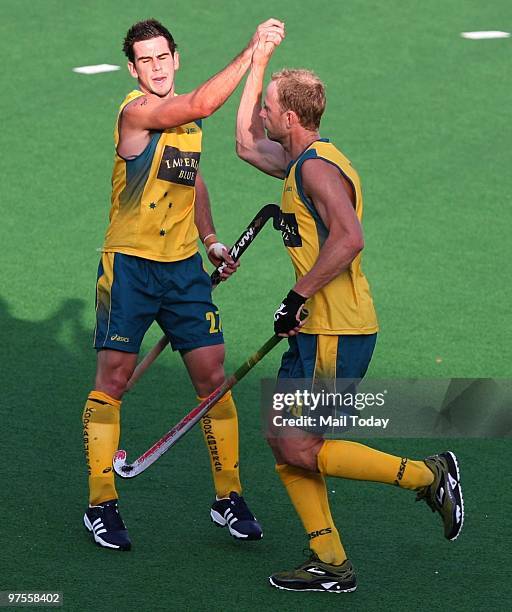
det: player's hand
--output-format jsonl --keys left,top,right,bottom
{"left": 274, "top": 290, "right": 308, "bottom": 337}
{"left": 207, "top": 242, "right": 239, "bottom": 280}
{"left": 250, "top": 18, "right": 285, "bottom": 57}
{"left": 253, "top": 32, "right": 282, "bottom": 65}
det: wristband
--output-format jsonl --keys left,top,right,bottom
{"left": 202, "top": 233, "right": 217, "bottom": 248}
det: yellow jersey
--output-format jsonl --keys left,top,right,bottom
{"left": 103, "top": 90, "right": 201, "bottom": 262}
{"left": 281, "top": 139, "right": 379, "bottom": 335}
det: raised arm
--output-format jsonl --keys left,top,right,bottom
{"left": 123, "top": 19, "right": 286, "bottom": 132}
{"left": 236, "top": 37, "right": 288, "bottom": 178}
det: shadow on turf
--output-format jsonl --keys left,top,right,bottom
{"left": 0, "top": 295, "right": 194, "bottom": 408}
{"left": 0, "top": 297, "right": 310, "bottom": 595}
{"left": 0, "top": 295, "right": 201, "bottom": 507}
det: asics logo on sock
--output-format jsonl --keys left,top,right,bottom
{"left": 394, "top": 457, "right": 408, "bottom": 486}
{"left": 308, "top": 527, "right": 332, "bottom": 540}
{"left": 110, "top": 334, "right": 130, "bottom": 343}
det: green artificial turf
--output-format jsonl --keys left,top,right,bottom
{"left": 1, "top": 1, "right": 511, "bottom": 610}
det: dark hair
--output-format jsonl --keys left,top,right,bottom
{"left": 123, "top": 18, "right": 177, "bottom": 62}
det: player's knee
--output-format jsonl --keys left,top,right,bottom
{"left": 266, "top": 437, "right": 294, "bottom": 465}
{"left": 271, "top": 437, "right": 321, "bottom": 472}
{"left": 196, "top": 366, "right": 225, "bottom": 396}
{"left": 95, "top": 350, "right": 137, "bottom": 399}
{"left": 95, "top": 366, "right": 132, "bottom": 399}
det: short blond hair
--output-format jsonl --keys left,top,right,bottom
{"left": 271, "top": 69, "right": 326, "bottom": 130}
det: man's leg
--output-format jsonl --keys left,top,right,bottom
{"left": 182, "top": 344, "right": 262, "bottom": 540}
{"left": 182, "top": 344, "right": 241, "bottom": 496}
{"left": 157, "top": 252, "right": 262, "bottom": 540}
{"left": 82, "top": 349, "right": 137, "bottom": 551}
{"left": 269, "top": 429, "right": 463, "bottom": 589}
{"left": 267, "top": 433, "right": 356, "bottom": 592}
{"left": 84, "top": 251, "right": 157, "bottom": 550}
{"left": 84, "top": 349, "right": 138, "bottom": 505}
{"left": 267, "top": 430, "right": 460, "bottom": 593}
{"left": 267, "top": 333, "right": 462, "bottom": 592}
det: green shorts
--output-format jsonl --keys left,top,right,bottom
{"left": 94, "top": 252, "right": 223, "bottom": 353}
{"left": 273, "top": 332, "right": 377, "bottom": 435}
{"left": 278, "top": 333, "right": 377, "bottom": 380}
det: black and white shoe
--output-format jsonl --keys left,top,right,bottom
{"left": 269, "top": 553, "right": 357, "bottom": 593}
{"left": 210, "top": 491, "right": 263, "bottom": 540}
{"left": 83, "top": 499, "right": 131, "bottom": 551}
{"left": 416, "top": 451, "right": 464, "bottom": 540}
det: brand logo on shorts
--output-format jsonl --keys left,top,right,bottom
{"left": 110, "top": 334, "right": 130, "bottom": 343}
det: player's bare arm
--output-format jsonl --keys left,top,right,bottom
{"left": 194, "top": 172, "right": 238, "bottom": 278}
{"left": 194, "top": 171, "right": 215, "bottom": 242}
{"left": 119, "top": 19, "right": 285, "bottom": 159}
{"left": 236, "top": 36, "right": 289, "bottom": 178}
{"left": 293, "top": 159, "right": 364, "bottom": 298}
{"left": 274, "top": 160, "right": 363, "bottom": 337}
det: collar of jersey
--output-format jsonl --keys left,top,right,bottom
{"left": 285, "top": 138, "right": 330, "bottom": 177}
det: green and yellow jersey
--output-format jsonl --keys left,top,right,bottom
{"left": 103, "top": 90, "right": 202, "bottom": 262}
{"left": 280, "top": 139, "right": 378, "bottom": 335}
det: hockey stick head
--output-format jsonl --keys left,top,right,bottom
{"left": 267, "top": 203, "right": 282, "bottom": 230}
{"left": 249, "top": 203, "right": 281, "bottom": 231}
{"left": 210, "top": 203, "right": 281, "bottom": 287}
{"left": 113, "top": 449, "right": 138, "bottom": 478}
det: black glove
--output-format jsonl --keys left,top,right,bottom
{"left": 274, "top": 290, "right": 307, "bottom": 334}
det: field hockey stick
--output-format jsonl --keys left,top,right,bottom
{"left": 125, "top": 203, "right": 281, "bottom": 391}
{"left": 114, "top": 333, "right": 283, "bottom": 478}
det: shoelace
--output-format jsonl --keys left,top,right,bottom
{"left": 230, "top": 496, "right": 254, "bottom": 521}
{"left": 101, "top": 503, "right": 126, "bottom": 530}
{"left": 295, "top": 548, "right": 319, "bottom": 569}
{"left": 296, "top": 550, "right": 351, "bottom": 577}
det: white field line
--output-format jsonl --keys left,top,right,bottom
{"left": 461, "top": 31, "right": 510, "bottom": 40}
{"left": 73, "top": 64, "right": 120, "bottom": 74}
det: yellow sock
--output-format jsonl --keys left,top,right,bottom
{"left": 317, "top": 440, "right": 434, "bottom": 490}
{"left": 82, "top": 390, "right": 121, "bottom": 505}
{"left": 200, "top": 391, "right": 241, "bottom": 498}
{"left": 276, "top": 464, "right": 346, "bottom": 565}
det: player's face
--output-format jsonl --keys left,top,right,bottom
{"left": 128, "top": 36, "right": 179, "bottom": 97}
{"left": 260, "top": 81, "right": 286, "bottom": 142}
